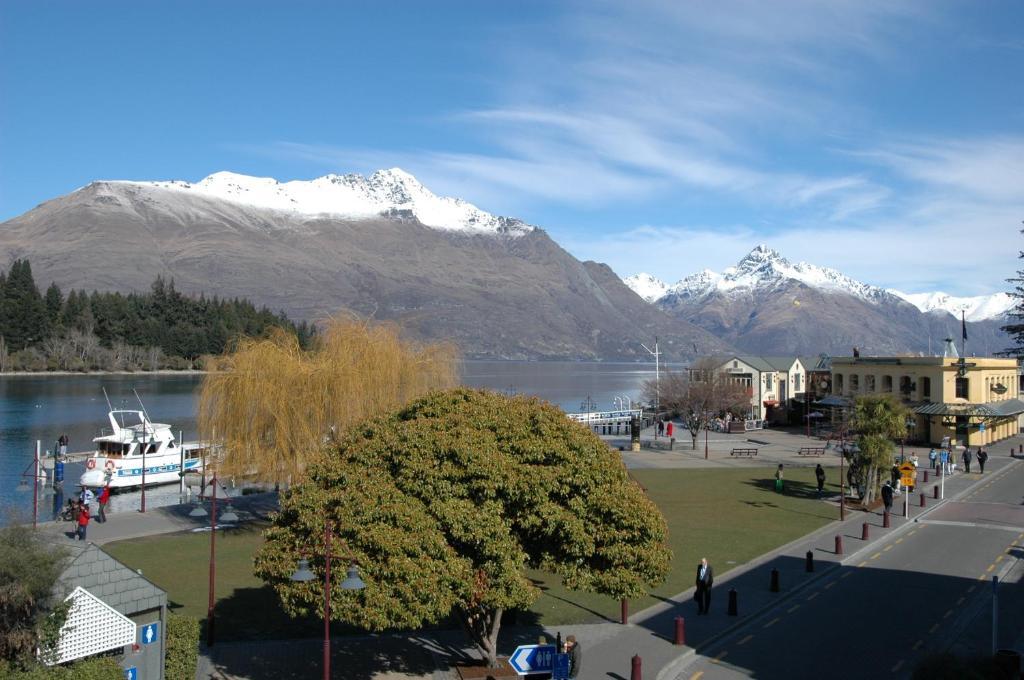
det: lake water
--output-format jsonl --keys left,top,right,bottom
{"left": 0, "top": 361, "right": 655, "bottom": 523}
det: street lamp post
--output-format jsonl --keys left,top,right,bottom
{"left": 291, "top": 523, "right": 366, "bottom": 680}
{"left": 18, "top": 441, "right": 45, "bottom": 529}
{"left": 189, "top": 473, "right": 237, "bottom": 648}
{"left": 641, "top": 338, "right": 661, "bottom": 434}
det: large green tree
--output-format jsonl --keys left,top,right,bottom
{"left": 1001, "top": 224, "right": 1024, "bottom": 357}
{"left": 850, "top": 394, "right": 911, "bottom": 504}
{"left": 254, "top": 389, "right": 671, "bottom": 667}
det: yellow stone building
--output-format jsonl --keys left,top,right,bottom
{"left": 830, "top": 355, "right": 1023, "bottom": 447}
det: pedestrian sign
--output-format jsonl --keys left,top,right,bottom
{"left": 124, "top": 668, "right": 136, "bottom": 680}
{"left": 899, "top": 463, "right": 915, "bottom": 488}
{"left": 140, "top": 622, "right": 159, "bottom": 645}
{"left": 553, "top": 652, "right": 570, "bottom": 680}
{"left": 509, "top": 644, "right": 556, "bottom": 674}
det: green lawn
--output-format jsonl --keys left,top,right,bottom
{"left": 105, "top": 466, "right": 841, "bottom": 637}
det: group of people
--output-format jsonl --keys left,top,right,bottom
{"left": 925, "top": 445, "right": 989, "bottom": 475}
{"left": 73, "top": 483, "right": 111, "bottom": 540}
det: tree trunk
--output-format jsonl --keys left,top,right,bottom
{"left": 691, "top": 434, "right": 698, "bottom": 450}
{"left": 459, "top": 605, "right": 503, "bottom": 668}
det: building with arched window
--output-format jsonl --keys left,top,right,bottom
{"left": 830, "top": 355, "right": 1022, "bottom": 446}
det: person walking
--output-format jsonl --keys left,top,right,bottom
{"left": 977, "top": 447, "right": 988, "bottom": 474}
{"left": 76, "top": 502, "right": 90, "bottom": 541}
{"left": 564, "top": 635, "right": 581, "bottom": 678}
{"left": 97, "top": 484, "right": 110, "bottom": 523}
{"left": 79, "top": 485, "right": 94, "bottom": 509}
{"left": 775, "top": 464, "right": 784, "bottom": 493}
{"left": 929, "top": 448, "right": 937, "bottom": 472}
{"left": 962, "top": 447, "right": 973, "bottom": 474}
{"left": 815, "top": 464, "right": 826, "bottom": 498}
{"left": 695, "top": 557, "right": 714, "bottom": 614}
{"left": 58, "top": 433, "right": 68, "bottom": 457}
{"left": 881, "top": 481, "right": 894, "bottom": 515}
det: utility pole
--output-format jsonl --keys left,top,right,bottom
{"left": 641, "top": 338, "right": 661, "bottom": 435}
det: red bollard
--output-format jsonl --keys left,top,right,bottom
{"left": 919, "top": 493, "right": 926, "bottom": 507}
{"left": 883, "top": 511, "right": 891, "bottom": 528}
{"left": 861, "top": 522, "right": 869, "bottom": 540}
{"left": 621, "top": 598, "right": 629, "bottom": 625}
{"left": 631, "top": 654, "right": 642, "bottom": 680}
{"left": 923, "top": 470, "right": 929, "bottom": 483}
{"left": 835, "top": 535, "right": 843, "bottom": 555}
{"left": 933, "top": 485, "right": 939, "bottom": 499}
{"left": 674, "top": 616, "right": 685, "bottom": 646}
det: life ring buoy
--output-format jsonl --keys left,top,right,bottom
{"left": 86, "top": 459, "right": 96, "bottom": 470}
{"left": 104, "top": 460, "right": 116, "bottom": 471}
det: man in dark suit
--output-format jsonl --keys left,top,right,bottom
{"left": 695, "top": 557, "right": 714, "bottom": 614}
{"left": 881, "top": 481, "right": 894, "bottom": 515}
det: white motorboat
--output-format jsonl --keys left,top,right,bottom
{"left": 79, "top": 409, "right": 207, "bottom": 490}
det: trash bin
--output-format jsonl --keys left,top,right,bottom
{"left": 54, "top": 460, "right": 64, "bottom": 483}
{"left": 994, "top": 649, "right": 1020, "bottom": 678}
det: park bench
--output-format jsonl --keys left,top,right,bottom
{"left": 797, "top": 447, "right": 826, "bottom": 456}
{"left": 730, "top": 448, "right": 758, "bottom": 457}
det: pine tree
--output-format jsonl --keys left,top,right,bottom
{"left": 1001, "top": 225, "right": 1024, "bottom": 357}
{"left": 0, "top": 260, "right": 48, "bottom": 351}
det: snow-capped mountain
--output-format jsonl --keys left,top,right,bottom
{"left": 622, "top": 273, "right": 669, "bottom": 303}
{"left": 888, "top": 290, "right": 1014, "bottom": 322}
{"left": 626, "top": 245, "right": 1009, "bottom": 321}
{"left": 114, "top": 168, "right": 534, "bottom": 236}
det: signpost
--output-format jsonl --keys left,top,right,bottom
{"left": 509, "top": 644, "right": 556, "bottom": 676}
{"left": 553, "top": 652, "right": 570, "bottom": 680}
{"left": 900, "top": 463, "right": 915, "bottom": 519}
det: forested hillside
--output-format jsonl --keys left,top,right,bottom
{"left": 0, "top": 259, "right": 314, "bottom": 371}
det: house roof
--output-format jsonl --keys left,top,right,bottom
{"left": 706, "top": 355, "right": 798, "bottom": 373}
{"left": 56, "top": 542, "right": 166, "bottom": 617}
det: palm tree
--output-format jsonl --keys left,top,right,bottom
{"left": 850, "top": 395, "right": 911, "bottom": 504}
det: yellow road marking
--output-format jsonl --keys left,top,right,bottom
{"left": 712, "top": 651, "right": 728, "bottom": 664}
{"left": 788, "top": 605, "right": 800, "bottom": 613}
{"left": 883, "top": 545, "right": 893, "bottom": 552}
{"left": 763, "top": 617, "right": 780, "bottom": 629}
{"left": 987, "top": 564, "right": 996, "bottom": 573}
{"left": 871, "top": 552, "right": 882, "bottom": 559}
{"left": 858, "top": 561, "right": 868, "bottom": 567}
{"left": 912, "top": 640, "right": 923, "bottom": 650}
{"left": 738, "top": 635, "right": 753, "bottom": 646}
{"left": 996, "top": 555, "right": 1004, "bottom": 563}
{"left": 891, "top": 660, "right": 905, "bottom": 673}
{"left": 957, "top": 597, "right": 965, "bottom": 605}
{"left": 895, "top": 538, "right": 904, "bottom": 544}
{"left": 928, "top": 623, "right": 939, "bottom": 634}
{"left": 841, "top": 572, "right": 853, "bottom": 579}
{"left": 943, "top": 609, "right": 953, "bottom": 619}
{"left": 909, "top": 529, "right": 918, "bottom": 536}
{"left": 979, "top": 574, "right": 988, "bottom": 581}
{"left": 968, "top": 585, "right": 976, "bottom": 593}
{"left": 824, "top": 582, "right": 835, "bottom": 589}
{"left": 689, "top": 672, "right": 704, "bottom": 680}
{"left": 807, "top": 592, "right": 819, "bottom": 601}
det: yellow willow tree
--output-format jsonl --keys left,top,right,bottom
{"left": 197, "top": 316, "right": 459, "bottom": 479}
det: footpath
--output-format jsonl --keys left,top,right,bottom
{"left": 34, "top": 432, "right": 1024, "bottom": 680}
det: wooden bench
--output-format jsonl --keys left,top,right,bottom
{"left": 797, "top": 447, "right": 826, "bottom": 456}
{"left": 730, "top": 448, "right": 758, "bottom": 457}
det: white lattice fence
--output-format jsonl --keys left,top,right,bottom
{"left": 48, "top": 587, "right": 136, "bottom": 664}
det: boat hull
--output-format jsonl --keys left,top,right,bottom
{"left": 79, "top": 454, "right": 204, "bottom": 490}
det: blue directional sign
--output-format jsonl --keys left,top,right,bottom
{"left": 124, "top": 667, "right": 137, "bottom": 680}
{"left": 553, "top": 652, "right": 570, "bottom": 680}
{"left": 140, "top": 622, "right": 159, "bottom": 645}
{"left": 509, "top": 644, "right": 556, "bottom": 675}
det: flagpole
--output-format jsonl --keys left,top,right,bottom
{"left": 962, "top": 310, "right": 967, "bottom": 358}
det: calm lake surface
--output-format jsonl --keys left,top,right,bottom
{"left": 0, "top": 361, "right": 655, "bottom": 523}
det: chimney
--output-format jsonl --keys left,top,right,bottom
{"left": 942, "top": 337, "right": 959, "bottom": 359}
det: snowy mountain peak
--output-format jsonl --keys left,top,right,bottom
{"left": 888, "top": 290, "right": 1014, "bottom": 322}
{"left": 622, "top": 245, "right": 1011, "bottom": 321}
{"left": 109, "top": 169, "right": 534, "bottom": 237}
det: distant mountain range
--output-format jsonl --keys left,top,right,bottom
{"left": 0, "top": 170, "right": 728, "bottom": 361}
{"left": 624, "top": 245, "right": 1014, "bottom": 357}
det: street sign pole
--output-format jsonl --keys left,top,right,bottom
{"left": 992, "top": 576, "right": 999, "bottom": 656}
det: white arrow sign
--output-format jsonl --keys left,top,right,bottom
{"left": 509, "top": 644, "right": 556, "bottom": 674}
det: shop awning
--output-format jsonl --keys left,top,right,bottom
{"left": 913, "top": 398, "right": 1024, "bottom": 417}
{"left": 815, "top": 395, "right": 851, "bottom": 408}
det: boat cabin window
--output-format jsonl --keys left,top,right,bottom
{"left": 99, "top": 442, "right": 129, "bottom": 457}
{"left": 145, "top": 442, "right": 159, "bottom": 454}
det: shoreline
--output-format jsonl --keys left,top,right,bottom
{"left": 0, "top": 369, "right": 208, "bottom": 376}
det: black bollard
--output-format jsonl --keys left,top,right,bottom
{"left": 883, "top": 511, "right": 891, "bottom": 528}
{"left": 805, "top": 550, "right": 814, "bottom": 572}
{"left": 920, "top": 493, "right": 926, "bottom": 507}
{"left": 835, "top": 535, "right": 844, "bottom": 555}
{"left": 770, "top": 568, "right": 780, "bottom": 592}
{"left": 861, "top": 522, "right": 869, "bottom": 540}
{"left": 556, "top": 631, "right": 562, "bottom": 653}
{"left": 923, "top": 470, "right": 929, "bottom": 483}
{"left": 933, "top": 485, "right": 939, "bottom": 499}
{"left": 727, "top": 589, "right": 738, "bottom": 616}
{"left": 621, "top": 598, "right": 628, "bottom": 625}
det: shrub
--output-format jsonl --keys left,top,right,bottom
{"left": 0, "top": 656, "right": 123, "bottom": 679}
{"left": 164, "top": 613, "right": 199, "bottom": 680}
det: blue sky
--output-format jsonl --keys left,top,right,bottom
{"left": 2, "top": 1, "right": 1022, "bottom": 295}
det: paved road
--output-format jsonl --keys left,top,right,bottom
{"left": 674, "top": 458, "right": 1024, "bottom": 680}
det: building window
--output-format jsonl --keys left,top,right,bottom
{"left": 765, "top": 374, "right": 774, "bottom": 390}
{"left": 922, "top": 377, "right": 931, "bottom": 398}
{"left": 850, "top": 374, "right": 859, "bottom": 392}
{"left": 795, "top": 373, "right": 802, "bottom": 391}
{"left": 865, "top": 375, "right": 876, "bottom": 392}
{"left": 733, "top": 361, "right": 738, "bottom": 369}
{"left": 882, "top": 375, "right": 893, "bottom": 392}
{"left": 835, "top": 374, "right": 844, "bottom": 394}
{"left": 956, "top": 377, "right": 969, "bottom": 399}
